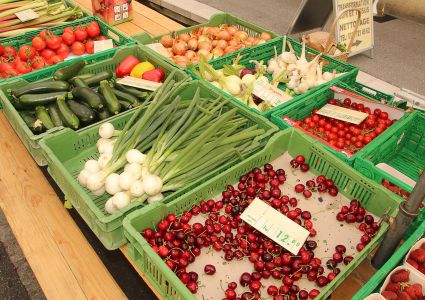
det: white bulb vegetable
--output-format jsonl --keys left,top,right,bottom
{"left": 142, "top": 174, "right": 163, "bottom": 196}
{"left": 124, "top": 163, "right": 142, "bottom": 179}
{"left": 119, "top": 171, "right": 136, "bottom": 191}
{"left": 147, "top": 193, "right": 164, "bottom": 204}
{"left": 130, "top": 180, "right": 145, "bottom": 197}
{"left": 99, "top": 123, "right": 120, "bottom": 139}
{"left": 92, "top": 187, "right": 105, "bottom": 196}
{"left": 77, "top": 169, "right": 90, "bottom": 187}
{"left": 105, "top": 197, "right": 117, "bottom": 214}
{"left": 98, "top": 153, "right": 112, "bottom": 169}
{"left": 105, "top": 173, "right": 121, "bottom": 195}
{"left": 126, "top": 149, "right": 146, "bottom": 164}
{"left": 84, "top": 159, "right": 100, "bottom": 174}
{"left": 86, "top": 171, "right": 106, "bottom": 191}
{"left": 113, "top": 192, "right": 131, "bottom": 209}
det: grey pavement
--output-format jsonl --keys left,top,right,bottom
{"left": 197, "top": 0, "right": 425, "bottom": 95}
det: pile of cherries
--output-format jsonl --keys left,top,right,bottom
{"left": 293, "top": 98, "right": 398, "bottom": 153}
{"left": 141, "top": 156, "right": 375, "bottom": 299}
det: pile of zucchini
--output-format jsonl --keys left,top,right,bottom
{"left": 9, "top": 61, "right": 151, "bottom": 134}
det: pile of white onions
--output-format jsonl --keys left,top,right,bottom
{"left": 159, "top": 25, "right": 273, "bottom": 67}
{"left": 77, "top": 123, "right": 165, "bottom": 214}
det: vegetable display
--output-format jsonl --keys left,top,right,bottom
{"left": 0, "top": 0, "right": 83, "bottom": 38}
{"left": 157, "top": 25, "right": 273, "bottom": 67}
{"left": 0, "top": 20, "right": 111, "bottom": 78}
{"left": 9, "top": 59, "right": 166, "bottom": 133}
{"left": 76, "top": 75, "right": 271, "bottom": 214}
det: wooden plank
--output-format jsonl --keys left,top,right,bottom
{"left": 0, "top": 112, "right": 126, "bottom": 300}
{"left": 127, "top": 12, "right": 170, "bottom": 36}
{"left": 133, "top": 3, "right": 184, "bottom": 31}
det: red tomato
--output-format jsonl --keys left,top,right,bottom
{"left": 3, "top": 46, "right": 16, "bottom": 58}
{"left": 97, "top": 35, "right": 108, "bottom": 41}
{"left": 32, "top": 36, "right": 46, "bottom": 51}
{"left": 4, "top": 68, "right": 19, "bottom": 77}
{"left": 39, "top": 30, "right": 52, "bottom": 40}
{"left": 0, "top": 43, "right": 4, "bottom": 56}
{"left": 31, "top": 56, "right": 47, "bottom": 70}
{"left": 56, "top": 43, "right": 70, "bottom": 59}
{"left": 85, "top": 40, "right": 94, "bottom": 54}
{"left": 50, "top": 55, "right": 63, "bottom": 65}
{"left": 40, "top": 48, "right": 56, "bottom": 60}
{"left": 71, "top": 41, "right": 85, "bottom": 55}
{"left": 15, "top": 60, "right": 32, "bottom": 74}
{"left": 63, "top": 26, "right": 73, "bottom": 33}
{"left": 86, "top": 21, "right": 100, "bottom": 38}
{"left": 0, "top": 62, "right": 14, "bottom": 72}
{"left": 74, "top": 26, "right": 88, "bottom": 42}
{"left": 61, "top": 31, "right": 75, "bottom": 46}
{"left": 45, "top": 35, "right": 62, "bottom": 50}
{"left": 18, "top": 45, "right": 36, "bottom": 60}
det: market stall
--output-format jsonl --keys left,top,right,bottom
{"left": 0, "top": 1, "right": 424, "bottom": 300}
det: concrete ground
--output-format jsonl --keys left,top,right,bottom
{"left": 196, "top": 0, "right": 425, "bottom": 95}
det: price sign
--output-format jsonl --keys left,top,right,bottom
{"left": 15, "top": 9, "right": 38, "bottom": 22}
{"left": 117, "top": 76, "right": 162, "bottom": 91}
{"left": 241, "top": 199, "right": 310, "bottom": 254}
{"left": 333, "top": 0, "right": 374, "bottom": 56}
{"left": 146, "top": 43, "right": 172, "bottom": 58}
{"left": 94, "top": 39, "right": 114, "bottom": 53}
{"left": 317, "top": 103, "right": 368, "bottom": 124}
{"left": 252, "top": 77, "right": 293, "bottom": 107}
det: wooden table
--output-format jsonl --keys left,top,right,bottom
{"left": 0, "top": 4, "right": 377, "bottom": 299}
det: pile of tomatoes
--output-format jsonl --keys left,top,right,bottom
{"left": 293, "top": 98, "right": 398, "bottom": 154}
{"left": 0, "top": 21, "right": 109, "bottom": 78}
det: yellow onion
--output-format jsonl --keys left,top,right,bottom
{"left": 187, "top": 38, "right": 198, "bottom": 50}
{"left": 173, "top": 55, "right": 189, "bottom": 67}
{"left": 260, "top": 32, "right": 272, "bottom": 41}
{"left": 159, "top": 34, "right": 174, "bottom": 48}
{"left": 212, "top": 47, "right": 224, "bottom": 58}
{"left": 172, "top": 41, "right": 188, "bottom": 55}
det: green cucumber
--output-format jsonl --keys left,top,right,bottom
{"left": 119, "top": 100, "right": 133, "bottom": 110}
{"left": 112, "top": 88, "right": 139, "bottom": 105}
{"left": 57, "top": 96, "right": 79, "bottom": 129}
{"left": 72, "top": 77, "right": 89, "bottom": 88}
{"left": 19, "top": 91, "right": 69, "bottom": 107}
{"left": 20, "top": 111, "right": 44, "bottom": 133}
{"left": 67, "top": 100, "right": 96, "bottom": 124}
{"left": 47, "top": 103, "right": 63, "bottom": 127}
{"left": 11, "top": 81, "right": 70, "bottom": 97}
{"left": 53, "top": 60, "right": 87, "bottom": 81}
{"left": 71, "top": 87, "right": 104, "bottom": 109}
{"left": 114, "top": 82, "right": 149, "bottom": 98}
{"left": 35, "top": 106, "right": 55, "bottom": 130}
{"left": 83, "top": 71, "right": 113, "bottom": 86}
{"left": 99, "top": 80, "right": 121, "bottom": 114}
{"left": 97, "top": 108, "right": 112, "bottom": 120}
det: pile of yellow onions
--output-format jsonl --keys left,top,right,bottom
{"left": 159, "top": 25, "right": 273, "bottom": 67}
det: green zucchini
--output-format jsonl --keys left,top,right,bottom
{"left": 57, "top": 96, "right": 79, "bottom": 129}
{"left": 114, "top": 82, "right": 149, "bottom": 98}
{"left": 99, "top": 80, "right": 121, "bottom": 114}
{"left": 119, "top": 100, "right": 133, "bottom": 110}
{"left": 19, "top": 91, "right": 69, "bottom": 107}
{"left": 48, "top": 103, "right": 63, "bottom": 127}
{"left": 84, "top": 71, "right": 113, "bottom": 86}
{"left": 35, "top": 106, "right": 55, "bottom": 130}
{"left": 97, "top": 108, "right": 112, "bottom": 120}
{"left": 112, "top": 88, "right": 139, "bottom": 105}
{"left": 20, "top": 111, "right": 44, "bottom": 133}
{"left": 11, "top": 81, "right": 70, "bottom": 97}
{"left": 72, "top": 73, "right": 95, "bottom": 80}
{"left": 67, "top": 100, "right": 96, "bottom": 124}
{"left": 71, "top": 87, "right": 104, "bottom": 109}
{"left": 72, "top": 77, "right": 89, "bottom": 88}
{"left": 53, "top": 60, "right": 87, "bottom": 81}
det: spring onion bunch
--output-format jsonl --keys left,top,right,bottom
{"left": 77, "top": 72, "right": 270, "bottom": 214}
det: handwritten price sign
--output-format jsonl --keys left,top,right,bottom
{"left": 316, "top": 103, "right": 368, "bottom": 124}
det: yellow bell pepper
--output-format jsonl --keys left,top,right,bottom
{"left": 130, "top": 61, "right": 155, "bottom": 78}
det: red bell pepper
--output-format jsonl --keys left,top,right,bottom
{"left": 141, "top": 68, "right": 165, "bottom": 83}
{"left": 115, "top": 55, "right": 140, "bottom": 78}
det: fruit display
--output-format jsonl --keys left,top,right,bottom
{"left": 8, "top": 58, "right": 167, "bottom": 134}
{"left": 0, "top": 20, "right": 121, "bottom": 79}
{"left": 407, "top": 240, "right": 425, "bottom": 275}
{"left": 381, "top": 268, "right": 424, "bottom": 300}
{"left": 137, "top": 152, "right": 385, "bottom": 299}
{"left": 156, "top": 24, "right": 273, "bottom": 67}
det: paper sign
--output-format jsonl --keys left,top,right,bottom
{"left": 317, "top": 103, "right": 368, "bottom": 124}
{"left": 146, "top": 43, "right": 172, "bottom": 58}
{"left": 94, "top": 39, "right": 114, "bottom": 53}
{"left": 117, "top": 76, "right": 162, "bottom": 91}
{"left": 241, "top": 198, "right": 309, "bottom": 254}
{"left": 15, "top": 9, "right": 38, "bottom": 22}
{"left": 252, "top": 77, "right": 292, "bottom": 107}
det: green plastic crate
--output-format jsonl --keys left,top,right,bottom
{"left": 353, "top": 220, "right": 425, "bottom": 299}
{"left": 63, "top": 0, "right": 91, "bottom": 16}
{"left": 354, "top": 110, "right": 425, "bottom": 235}
{"left": 122, "top": 128, "right": 401, "bottom": 300}
{"left": 131, "top": 13, "right": 280, "bottom": 70}
{"left": 0, "top": 45, "right": 188, "bottom": 166}
{"left": 39, "top": 79, "right": 278, "bottom": 250}
{"left": 269, "top": 83, "right": 409, "bottom": 165}
{"left": 0, "top": 16, "right": 135, "bottom": 84}
{"left": 352, "top": 82, "right": 395, "bottom": 105}
{"left": 187, "top": 36, "right": 359, "bottom": 118}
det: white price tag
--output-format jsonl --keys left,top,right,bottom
{"left": 252, "top": 78, "right": 292, "bottom": 107}
{"left": 15, "top": 9, "right": 38, "bottom": 22}
{"left": 117, "top": 76, "right": 162, "bottom": 91}
{"left": 93, "top": 39, "right": 113, "bottom": 53}
{"left": 241, "top": 199, "right": 310, "bottom": 254}
{"left": 146, "top": 43, "right": 172, "bottom": 58}
{"left": 317, "top": 103, "right": 368, "bottom": 124}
